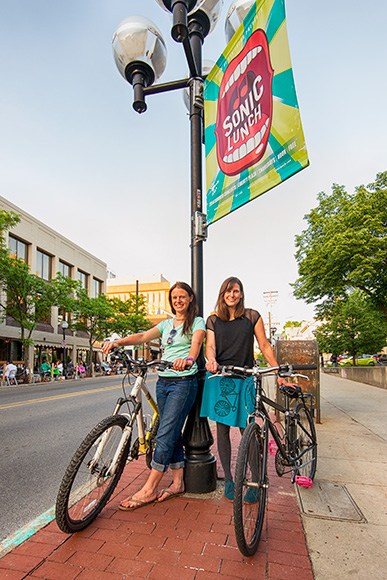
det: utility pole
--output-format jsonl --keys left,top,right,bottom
{"left": 263, "top": 290, "right": 279, "bottom": 343}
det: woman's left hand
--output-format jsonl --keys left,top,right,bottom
{"left": 173, "top": 358, "right": 188, "bottom": 372}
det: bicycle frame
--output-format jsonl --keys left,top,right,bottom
{"left": 249, "top": 373, "right": 316, "bottom": 482}
{"left": 89, "top": 368, "right": 159, "bottom": 479}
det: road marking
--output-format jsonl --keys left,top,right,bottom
{"left": 0, "top": 506, "right": 56, "bottom": 559}
{"left": 0, "top": 384, "right": 123, "bottom": 410}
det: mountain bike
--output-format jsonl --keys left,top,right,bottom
{"left": 214, "top": 362, "right": 317, "bottom": 557}
{"left": 55, "top": 349, "right": 172, "bottom": 534}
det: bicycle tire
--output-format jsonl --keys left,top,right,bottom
{"left": 294, "top": 403, "right": 317, "bottom": 479}
{"left": 55, "top": 415, "right": 130, "bottom": 534}
{"left": 145, "top": 415, "right": 160, "bottom": 469}
{"left": 234, "top": 421, "right": 267, "bottom": 557}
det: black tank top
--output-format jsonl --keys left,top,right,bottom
{"left": 206, "top": 309, "right": 261, "bottom": 367}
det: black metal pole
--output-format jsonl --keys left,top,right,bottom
{"left": 182, "top": 22, "right": 217, "bottom": 494}
{"left": 62, "top": 328, "right": 67, "bottom": 379}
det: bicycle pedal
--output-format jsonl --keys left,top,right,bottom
{"left": 269, "top": 440, "right": 278, "bottom": 455}
{"left": 295, "top": 476, "right": 313, "bottom": 488}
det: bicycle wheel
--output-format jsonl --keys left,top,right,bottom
{"left": 55, "top": 415, "right": 130, "bottom": 534}
{"left": 294, "top": 403, "right": 317, "bottom": 479}
{"left": 234, "top": 421, "right": 267, "bottom": 557}
{"left": 145, "top": 415, "right": 160, "bottom": 469}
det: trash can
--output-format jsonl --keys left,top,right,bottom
{"left": 274, "top": 340, "right": 321, "bottom": 423}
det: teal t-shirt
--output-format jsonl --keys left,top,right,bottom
{"left": 156, "top": 316, "right": 206, "bottom": 377}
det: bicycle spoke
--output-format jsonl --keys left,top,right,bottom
{"left": 234, "top": 422, "right": 267, "bottom": 557}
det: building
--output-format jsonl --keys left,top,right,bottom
{"left": 0, "top": 196, "right": 107, "bottom": 370}
{"left": 106, "top": 274, "right": 173, "bottom": 359}
{"left": 282, "top": 319, "right": 322, "bottom": 341}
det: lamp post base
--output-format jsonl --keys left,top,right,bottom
{"left": 184, "top": 448, "right": 217, "bottom": 493}
{"left": 183, "top": 372, "right": 217, "bottom": 493}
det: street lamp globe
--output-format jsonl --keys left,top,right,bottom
{"left": 190, "top": 0, "right": 223, "bottom": 35}
{"left": 225, "top": 0, "right": 255, "bottom": 43}
{"left": 155, "top": 0, "right": 199, "bottom": 13}
{"left": 112, "top": 15, "right": 167, "bottom": 111}
{"left": 60, "top": 320, "right": 68, "bottom": 330}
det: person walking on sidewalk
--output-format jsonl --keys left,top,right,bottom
{"left": 200, "top": 276, "right": 286, "bottom": 502}
{"left": 102, "top": 281, "right": 205, "bottom": 510}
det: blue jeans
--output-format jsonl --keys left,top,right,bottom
{"left": 151, "top": 375, "right": 198, "bottom": 472}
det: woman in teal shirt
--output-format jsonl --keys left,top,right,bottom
{"left": 103, "top": 281, "right": 205, "bottom": 510}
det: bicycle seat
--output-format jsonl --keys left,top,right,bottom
{"left": 280, "top": 383, "right": 302, "bottom": 399}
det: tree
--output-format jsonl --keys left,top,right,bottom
{"left": 109, "top": 294, "right": 152, "bottom": 338}
{"left": 0, "top": 257, "right": 55, "bottom": 362}
{"left": 314, "top": 290, "right": 387, "bottom": 364}
{"left": 293, "top": 171, "right": 387, "bottom": 319}
{"left": 71, "top": 292, "right": 115, "bottom": 367}
{"left": 283, "top": 320, "right": 302, "bottom": 328}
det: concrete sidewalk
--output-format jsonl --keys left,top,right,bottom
{"left": 0, "top": 373, "right": 385, "bottom": 579}
{"left": 298, "top": 372, "right": 387, "bottom": 579}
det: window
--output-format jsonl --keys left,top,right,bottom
{"left": 78, "top": 270, "right": 88, "bottom": 290}
{"left": 58, "top": 260, "right": 72, "bottom": 278}
{"left": 92, "top": 278, "right": 102, "bottom": 298}
{"left": 8, "top": 235, "right": 28, "bottom": 263}
{"left": 36, "top": 250, "right": 52, "bottom": 280}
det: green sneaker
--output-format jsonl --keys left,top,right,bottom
{"left": 243, "top": 487, "right": 259, "bottom": 504}
{"left": 224, "top": 480, "right": 234, "bottom": 502}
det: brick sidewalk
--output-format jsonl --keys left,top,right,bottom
{"left": 0, "top": 428, "right": 314, "bottom": 580}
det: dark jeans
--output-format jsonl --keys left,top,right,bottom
{"left": 151, "top": 375, "right": 198, "bottom": 472}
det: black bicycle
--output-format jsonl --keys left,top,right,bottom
{"left": 214, "top": 362, "right": 317, "bottom": 557}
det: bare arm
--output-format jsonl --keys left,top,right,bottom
{"left": 173, "top": 329, "right": 205, "bottom": 371}
{"left": 254, "top": 317, "right": 287, "bottom": 385}
{"left": 205, "top": 329, "right": 218, "bottom": 373}
{"left": 102, "top": 327, "right": 161, "bottom": 356}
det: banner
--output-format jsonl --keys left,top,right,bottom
{"left": 204, "top": 0, "right": 309, "bottom": 225}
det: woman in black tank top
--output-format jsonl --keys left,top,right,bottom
{"left": 200, "top": 276, "right": 286, "bottom": 502}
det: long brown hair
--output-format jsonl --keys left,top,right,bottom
{"left": 215, "top": 276, "right": 246, "bottom": 321}
{"left": 168, "top": 281, "right": 198, "bottom": 336}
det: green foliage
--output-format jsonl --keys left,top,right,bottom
{"left": 71, "top": 292, "right": 115, "bottom": 364}
{"left": 294, "top": 171, "right": 387, "bottom": 319}
{"left": 109, "top": 295, "right": 152, "bottom": 337}
{"left": 0, "top": 257, "right": 55, "bottom": 359}
{"left": 283, "top": 320, "right": 302, "bottom": 328}
{"left": 255, "top": 350, "right": 268, "bottom": 366}
{"left": 314, "top": 290, "right": 387, "bottom": 363}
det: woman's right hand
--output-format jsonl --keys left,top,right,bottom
{"left": 102, "top": 341, "right": 118, "bottom": 356}
{"left": 205, "top": 359, "right": 218, "bottom": 373}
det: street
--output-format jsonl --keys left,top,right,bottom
{"left": 0, "top": 373, "right": 158, "bottom": 543}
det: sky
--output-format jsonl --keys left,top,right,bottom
{"left": 1, "top": 0, "right": 386, "bottom": 331}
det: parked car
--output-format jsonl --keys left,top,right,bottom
{"left": 339, "top": 355, "right": 375, "bottom": 367}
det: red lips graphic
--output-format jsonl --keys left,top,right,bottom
{"left": 215, "top": 29, "right": 274, "bottom": 176}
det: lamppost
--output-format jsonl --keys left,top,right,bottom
{"left": 112, "top": 0, "right": 223, "bottom": 493}
{"left": 60, "top": 320, "right": 68, "bottom": 378}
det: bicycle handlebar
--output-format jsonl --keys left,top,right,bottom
{"left": 109, "top": 348, "right": 174, "bottom": 372}
{"left": 215, "top": 362, "right": 317, "bottom": 377}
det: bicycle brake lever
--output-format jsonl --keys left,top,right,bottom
{"left": 292, "top": 373, "right": 309, "bottom": 380}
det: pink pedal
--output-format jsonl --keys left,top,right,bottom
{"left": 269, "top": 440, "right": 278, "bottom": 455}
{"left": 295, "top": 476, "right": 313, "bottom": 488}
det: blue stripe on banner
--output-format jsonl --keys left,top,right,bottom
{"left": 265, "top": 0, "right": 285, "bottom": 44}
{"left": 230, "top": 169, "right": 251, "bottom": 212}
{"left": 207, "top": 170, "right": 226, "bottom": 223}
{"left": 268, "top": 133, "right": 302, "bottom": 181}
{"left": 205, "top": 123, "right": 217, "bottom": 154}
{"left": 204, "top": 79, "right": 220, "bottom": 102}
{"left": 272, "top": 69, "right": 298, "bottom": 108}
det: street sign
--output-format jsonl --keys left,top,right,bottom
{"left": 204, "top": 0, "right": 309, "bottom": 225}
